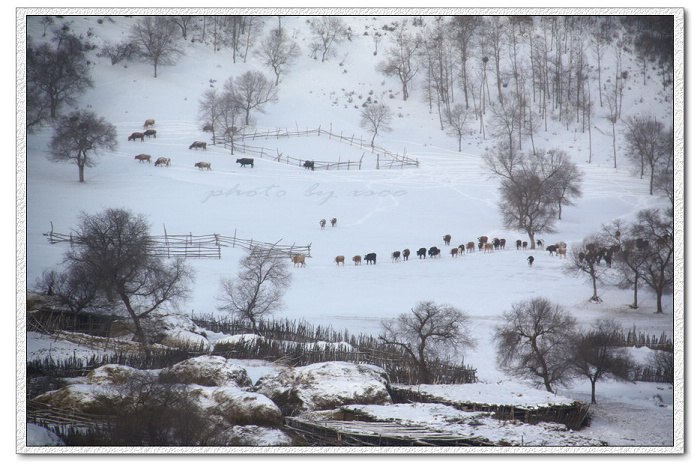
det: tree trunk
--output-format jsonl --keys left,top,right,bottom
{"left": 78, "top": 162, "right": 85, "bottom": 183}
{"left": 590, "top": 378, "right": 597, "bottom": 404}
{"left": 119, "top": 292, "right": 151, "bottom": 358}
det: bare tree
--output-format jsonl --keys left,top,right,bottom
{"left": 308, "top": 16, "right": 347, "bottom": 62}
{"left": 360, "top": 102, "right": 393, "bottom": 148}
{"left": 64, "top": 208, "right": 194, "bottom": 356}
{"left": 444, "top": 104, "right": 471, "bottom": 152}
{"left": 228, "top": 70, "right": 278, "bottom": 126}
{"left": 216, "top": 248, "right": 292, "bottom": 334}
{"left": 547, "top": 149, "right": 584, "bottom": 219}
{"left": 623, "top": 114, "right": 673, "bottom": 195}
{"left": 483, "top": 142, "right": 581, "bottom": 248}
{"left": 570, "top": 319, "right": 634, "bottom": 403}
{"left": 168, "top": 15, "right": 196, "bottom": 40}
{"left": 565, "top": 237, "right": 607, "bottom": 303}
{"left": 26, "top": 29, "right": 94, "bottom": 122}
{"left": 47, "top": 110, "right": 118, "bottom": 183}
{"left": 255, "top": 27, "right": 301, "bottom": 86}
{"left": 35, "top": 266, "right": 104, "bottom": 327}
{"left": 494, "top": 297, "right": 578, "bottom": 393}
{"left": 376, "top": 20, "right": 422, "bottom": 101}
{"left": 380, "top": 301, "right": 476, "bottom": 384}
{"left": 130, "top": 16, "right": 183, "bottom": 78}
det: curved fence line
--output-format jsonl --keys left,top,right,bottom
{"left": 213, "top": 125, "right": 419, "bottom": 170}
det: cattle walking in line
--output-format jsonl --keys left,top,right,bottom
{"left": 335, "top": 255, "right": 345, "bottom": 267}
{"left": 458, "top": 244, "right": 465, "bottom": 255}
{"left": 417, "top": 247, "right": 427, "bottom": 259}
{"left": 319, "top": 219, "right": 326, "bottom": 229}
{"left": 331, "top": 218, "right": 337, "bottom": 227}
{"left": 557, "top": 247, "right": 567, "bottom": 258}
{"left": 189, "top": 141, "right": 207, "bottom": 150}
{"left": 143, "top": 119, "right": 155, "bottom": 128}
{"left": 364, "top": 253, "right": 377, "bottom": 265}
{"left": 537, "top": 239, "right": 545, "bottom": 250}
{"left": 134, "top": 154, "right": 151, "bottom": 163}
{"left": 428, "top": 246, "right": 441, "bottom": 258}
{"left": 128, "top": 132, "right": 145, "bottom": 142}
{"left": 402, "top": 248, "right": 410, "bottom": 261}
{"left": 392, "top": 251, "right": 401, "bottom": 262}
{"left": 194, "top": 162, "right": 212, "bottom": 170}
{"left": 527, "top": 256, "right": 535, "bottom": 267}
{"left": 450, "top": 247, "right": 459, "bottom": 257}
{"left": 493, "top": 238, "right": 501, "bottom": 250}
{"left": 144, "top": 129, "right": 157, "bottom": 138}
{"left": 516, "top": 240, "right": 522, "bottom": 250}
{"left": 483, "top": 243, "right": 494, "bottom": 253}
{"left": 522, "top": 241, "right": 528, "bottom": 249}
{"left": 499, "top": 239, "right": 506, "bottom": 250}
{"left": 352, "top": 255, "right": 362, "bottom": 266}
{"left": 443, "top": 234, "right": 452, "bottom": 246}
{"left": 154, "top": 157, "right": 170, "bottom": 167}
{"left": 303, "top": 160, "right": 315, "bottom": 171}
{"left": 292, "top": 254, "right": 306, "bottom": 268}
{"left": 466, "top": 242, "right": 475, "bottom": 253}
{"left": 478, "top": 236, "right": 488, "bottom": 245}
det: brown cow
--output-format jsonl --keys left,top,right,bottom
{"left": 144, "top": 129, "right": 157, "bottom": 138}
{"left": 402, "top": 248, "right": 410, "bottom": 261}
{"left": 483, "top": 243, "right": 494, "bottom": 253}
{"left": 134, "top": 154, "right": 151, "bottom": 163}
{"left": 352, "top": 255, "right": 362, "bottom": 266}
{"left": 443, "top": 234, "right": 452, "bottom": 245}
{"left": 194, "top": 162, "right": 211, "bottom": 170}
{"left": 154, "top": 157, "right": 170, "bottom": 167}
{"left": 450, "top": 247, "right": 459, "bottom": 257}
{"left": 292, "top": 254, "right": 306, "bottom": 268}
{"left": 128, "top": 132, "right": 145, "bottom": 142}
{"left": 335, "top": 255, "right": 345, "bottom": 266}
{"left": 466, "top": 241, "right": 475, "bottom": 253}
{"left": 143, "top": 119, "right": 155, "bottom": 128}
{"left": 557, "top": 247, "right": 567, "bottom": 258}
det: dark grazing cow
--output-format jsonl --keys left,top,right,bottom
{"left": 303, "top": 160, "right": 315, "bottom": 171}
{"left": 458, "top": 244, "right": 465, "bottom": 255}
{"left": 364, "top": 253, "right": 377, "bottom": 265}
{"left": 500, "top": 238, "right": 506, "bottom": 250}
{"left": 154, "top": 157, "right": 170, "bottom": 167}
{"left": 331, "top": 217, "right": 337, "bottom": 227}
{"left": 546, "top": 244, "right": 558, "bottom": 256}
{"left": 516, "top": 240, "right": 522, "bottom": 250}
{"left": 428, "top": 246, "right": 441, "bottom": 258}
{"left": 392, "top": 251, "right": 401, "bottom": 262}
{"left": 194, "top": 162, "right": 211, "bottom": 170}
{"left": 144, "top": 129, "right": 157, "bottom": 138}
{"left": 128, "top": 132, "right": 145, "bottom": 142}
{"left": 493, "top": 238, "right": 501, "bottom": 250}
{"left": 402, "top": 248, "right": 410, "bottom": 261}
{"left": 527, "top": 256, "right": 535, "bottom": 267}
{"left": 189, "top": 141, "right": 207, "bottom": 150}
{"left": 236, "top": 158, "right": 254, "bottom": 168}
{"left": 417, "top": 247, "right": 427, "bottom": 259}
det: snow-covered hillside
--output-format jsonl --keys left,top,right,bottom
{"left": 20, "top": 12, "right": 680, "bottom": 452}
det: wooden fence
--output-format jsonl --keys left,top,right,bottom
{"left": 43, "top": 224, "right": 312, "bottom": 260}
{"left": 214, "top": 125, "right": 419, "bottom": 170}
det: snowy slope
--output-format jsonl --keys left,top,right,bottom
{"left": 20, "top": 12, "right": 680, "bottom": 451}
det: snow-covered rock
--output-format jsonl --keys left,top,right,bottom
{"left": 143, "top": 311, "right": 212, "bottom": 350}
{"left": 255, "top": 361, "right": 392, "bottom": 415}
{"left": 160, "top": 355, "right": 253, "bottom": 388}
{"left": 26, "top": 423, "right": 65, "bottom": 447}
{"left": 186, "top": 384, "right": 283, "bottom": 427}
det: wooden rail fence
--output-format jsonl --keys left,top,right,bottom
{"left": 43, "top": 224, "right": 312, "bottom": 260}
{"left": 213, "top": 125, "right": 419, "bottom": 171}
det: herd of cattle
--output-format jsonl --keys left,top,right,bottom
{"left": 127, "top": 119, "right": 255, "bottom": 172}
{"left": 288, "top": 221, "right": 572, "bottom": 269}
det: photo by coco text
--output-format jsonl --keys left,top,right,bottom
{"left": 202, "top": 182, "right": 408, "bottom": 205}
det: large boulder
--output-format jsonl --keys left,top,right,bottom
{"left": 186, "top": 385, "right": 283, "bottom": 427}
{"left": 254, "top": 361, "right": 392, "bottom": 415}
{"left": 159, "top": 355, "right": 253, "bottom": 388}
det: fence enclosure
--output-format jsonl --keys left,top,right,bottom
{"left": 214, "top": 125, "right": 419, "bottom": 171}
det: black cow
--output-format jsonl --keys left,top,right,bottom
{"left": 527, "top": 256, "right": 535, "bottom": 267}
{"left": 493, "top": 238, "right": 501, "bottom": 250}
{"left": 546, "top": 245, "right": 558, "bottom": 256}
{"left": 303, "top": 160, "right": 315, "bottom": 171}
{"left": 392, "top": 251, "right": 401, "bottom": 262}
{"left": 364, "top": 253, "right": 377, "bottom": 265}
{"left": 402, "top": 248, "right": 410, "bottom": 261}
{"left": 417, "top": 247, "right": 427, "bottom": 259}
{"left": 428, "top": 246, "right": 441, "bottom": 258}
{"left": 516, "top": 240, "right": 522, "bottom": 250}
{"left": 144, "top": 129, "right": 157, "bottom": 138}
{"left": 236, "top": 158, "right": 254, "bottom": 168}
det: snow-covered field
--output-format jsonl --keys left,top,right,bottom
{"left": 14, "top": 9, "right": 686, "bottom": 458}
